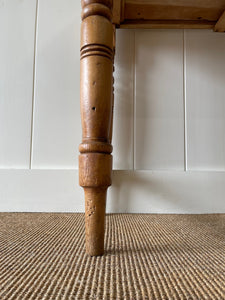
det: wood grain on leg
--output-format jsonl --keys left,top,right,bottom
{"left": 79, "top": 0, "right": 114, "bottom": 256}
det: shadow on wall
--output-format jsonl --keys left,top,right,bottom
{"left": 106, "top": 170, "right": 225, "bottom": 214}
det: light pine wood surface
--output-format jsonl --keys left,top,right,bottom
{"left": 116, "top": 0, "right": 225, "bottom": 30}
{"left": 79, "top": 0, "right": 114, "bottom": 256}
{"left": 80, "top": 0, "right": 225, "bottom": 255}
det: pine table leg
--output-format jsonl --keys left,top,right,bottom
{"left": 79, "top": 0, "right": 114, "bottom": 256}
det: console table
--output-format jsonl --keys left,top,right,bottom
{"left": 79, "top": 0, "right": 225, "bottom": 256}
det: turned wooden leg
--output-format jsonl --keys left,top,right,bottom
{"left": 79, "top": 0, "right": 114, "bottom": 256}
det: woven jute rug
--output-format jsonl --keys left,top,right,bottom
{"left": 0, "top": 213, "right": 224, "bottom": 300}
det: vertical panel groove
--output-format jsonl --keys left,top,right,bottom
{"left": 29, "top": 0, "right": 39, "bottom": 170}
{"left": 133, "top": 30, "right": 136, "bottom": 170}
{"left": 183, "top": 29, "right": 187, "bottom": 171}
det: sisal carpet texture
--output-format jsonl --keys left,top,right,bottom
{"left": 0, "top": 213, "right": 225, "bottom": 300}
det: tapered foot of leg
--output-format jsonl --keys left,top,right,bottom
{"left": 79, "top": 153, "right": 112, "bottom": 256}
{"left": 84, "top": 187, "right": 107, "bottom": 256}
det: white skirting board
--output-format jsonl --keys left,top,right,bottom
{"left": 0, "top": 170, "right": 225, "bottom": 213}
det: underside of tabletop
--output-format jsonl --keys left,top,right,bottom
{"left": 113, "top": 0, "right": 225, "bottom": 32}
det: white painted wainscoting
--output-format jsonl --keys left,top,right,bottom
{"left": 1, "top": 0, "right": 225, "bottom": 213}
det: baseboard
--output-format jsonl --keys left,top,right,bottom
{"left": 0, "top": 170, "right": 224, "bottom": 213}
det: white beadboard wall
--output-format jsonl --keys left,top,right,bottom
{"left": 0, "top": 0, "right": 37, "bottom": 168}
{"left": 1, "top": 0, "right": 225, "bottom": 212}
{"left": 135, "top": 30, "right": 184, "bottom": 170}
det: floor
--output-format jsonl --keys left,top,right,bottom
{"left": 0, "top": 213, "right": 225, "bottom": 299}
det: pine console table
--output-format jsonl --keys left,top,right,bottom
{"left": 79, "top": 0, "right": 225, "bottom": 256}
